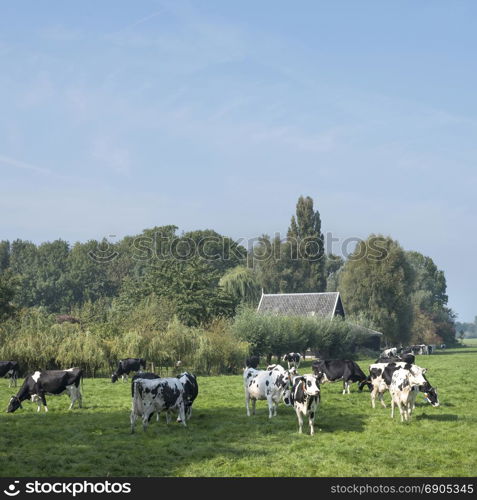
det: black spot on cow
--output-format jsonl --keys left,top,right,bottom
{"left": 162, "top": 384, "right": 180, "bottom": 408}
{"left": 266, "top": 380, "right": 269, "bottom": 386}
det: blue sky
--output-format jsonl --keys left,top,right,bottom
{"left": 1, "top": 1, "right": 476, "bottom": 321}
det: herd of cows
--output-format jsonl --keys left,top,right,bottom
{"left": 0, "top": 344, "right": 441, "bottom": 435}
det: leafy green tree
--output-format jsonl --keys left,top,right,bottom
{"left": 219, "top": 265, "right": 261, "bottom": 306}
{"left": 0, "top": 240, "right": 10, "bottom": 271}
{"left": 338, "top": 235, "right": 414, "bottom": 345}
{"left": 0, "top": 270, "right": 19, "bottom": 320}
{"left": 406, "top": 250, "right": 455, "bottom": 345}
{"left": 286, "top": 195, "right": 326, "bottom": 292}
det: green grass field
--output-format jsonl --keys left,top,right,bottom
{"left": 1, "top": 347, "right": 476, "bottom": 477}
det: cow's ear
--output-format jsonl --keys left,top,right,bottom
{"left": 422, "top": 368, "right": 427, "bottom": 374}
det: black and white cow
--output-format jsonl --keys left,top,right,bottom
{"left": 381, "top": 347, "right": 398, "bottom": 358}
{"left": 177, "top": 372, "right": 198, "bottom": 422}
{"left": 364, "top": 361, "right": 439, "bottom": 409}
{"left": 283, "top": 352, "right": 302, "bottom": 369}
{"left": 130, "top": 377, "right": 187, "bottom": 433}
{"left": 311, "top": 359, "right": 370, "bottom": 394}
{"left": 111, "top": 358, "right": 146, "bottom": 383}
{"left": 245, "top": 356, "right": 260, "bottom": 369}
{"left": 7, "top": 368, "right": 83, "bottom": 413}
{"left": 389, "top": 366, "right": 433, "bottom": 422}
{"left": 0, "top": 361, "right": 20, "bottom": 387}
{"left": 290, "top": 374, "right": 321, "bottom": 435}
{"left": 375, "top": 353, "right": 415, "bottom": 364}
{"left": 243, "top": 364, "right": 295, "bottom": 418}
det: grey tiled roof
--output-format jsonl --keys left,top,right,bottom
{"left": 257, "top": 292, "right": 343, "bottom": 319}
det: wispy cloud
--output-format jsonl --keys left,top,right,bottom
{"left": 0, "top": 154, "right": 52, "bottom": 175}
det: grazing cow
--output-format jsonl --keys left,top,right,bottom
{"left": 130, "top": 377, "right": 187, "bottom": 433}
{"left": 283, "top": 352, "right": 302, "bottom": 369}
{"left": 375, "top": 353, "right": 415, "bottom": 364}
{"left": 440, "top": 344, "right": 446, "bottom": 349}
{"left": 311, "top": 359, "right": 370, "bottom": 394}
{"left": 290, "top": 374, "right": 321, "bottom": 435}
{"left": 7, "top": 368, "right": 83, "bottom": 413}
{"left": 0, "top": 361, "right": 20, "bottom": 387}
{"left": 381, "top": 347, "right": 398, "bottom": 358}
{"left": 389, "top": 367, "right": 430, "bottom": 422}
{"left": 245, "top": 356, "right": 260, "bottom": 369}
{"left": 244, "top": 364, "right": 295, "bottom": 418}
{"left": 111, "top": 358, "right": 146, "bottom": 383}
{"left": 364, "top": 362, "right": 438, "bottom": 409}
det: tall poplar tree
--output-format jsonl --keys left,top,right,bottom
{"left": 286, "top": 195, "right": 326, "bottom": 292}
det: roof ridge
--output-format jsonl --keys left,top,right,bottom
{"left": 262, "top": 292, "right": 339, "bottom": 297}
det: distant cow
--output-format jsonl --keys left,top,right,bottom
{"left": 381, "top": 347, "right": 398, "bottom": 358}
{"left": 245, "top": 356, "right": 260, "bottom": 369}
{"left": 290, "top": 374, "right": 321, "bottom": 435}
{"left": 389, "top": 366, "right": 431, "bottom": 422}
{"left": 440, "top": 344, "right": 446, "bottom": 349}
{"left": 112, "top": 358, "right": 146, "bottom": 383}
{"left": 312, "top": 359, "right": 370, "bottom": 394}
{"left": 244, "top": 364, "right": 295, "bottom": 418}
{"left": 375, "top": 353, "right": 415, "bottom": 364}
{"left": 130, "top": 377, "right": 187, "bottom": 433}
{"left": 7, "top": 368, "right": 83, "bottom": 413}
{"left": 283, "top": 353, "right": 302, "bottom": 369}
{"left": 0, "top": 361, "right": 20, "bottom": 387}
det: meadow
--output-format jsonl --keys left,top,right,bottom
{"left": 0, "top": 346, "right": 476, "bottom": 477}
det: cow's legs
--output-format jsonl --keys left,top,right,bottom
{"left": 178, "top": 403, "right": 187, "bottom": 427}
{"left": 296, "top": 409, "right": 303, "bottom": 433}
{"left": 245, "top": 391, "right": 251, "bottom": 416}
{"left": 343, "top": 380, "right": 350, "bottom": 395}
{"left": 130, "top": 410, "right": 138, "bottom": 433}
{"left": 371, "top": 386, "right": 378, "bottom": 408}
{"left": 267, "top": 395, "right": 274, "bottom": 418}
{"left": 390, "top": 396, "right": 395, "bottom": 419}
{"left": 378, "top": 390, "right": 387, "bottom": 408}
{"left": 308, "top": 412, "right": 315, "bottom": 435}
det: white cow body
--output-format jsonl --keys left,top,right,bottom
{"left": 389, "top": 367, "right": 428, "bottom": 422}
{"left": 131, "top": 377, "right": 187, "bottom": 433}
{"left": 244, "top": 364, "right": 294, "bottom": 418}
{"left": 292, "top": 374, "right": 321, "bottom": 435}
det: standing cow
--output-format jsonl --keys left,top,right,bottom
{"left": 290, "top": 374, "right": 321, "bottom": 435}
{"left": 0, "top": 361, "right": 20, "bottom": 387}
{"left": 130, "top": 377, "right": 187, "bottom": 433}
{"left": 7, "top": 368, "right": 83, "bottom": 413}
{"left": 111, "top": 358, "right": 146, "bottom": 383}
{"left": 283, "top": 353, "right": 302, "bottom": 370}
{"left": 312, "top": 359, "right": 371, "bottom": 394}
{"left": 389, "top": 366, "right": 432, "bottom": 422}
{"left": 244, "top": 364, "right": 295, "bottom": 418}
{"left": 364, "top": 361, "right": 438, "bottom": 409}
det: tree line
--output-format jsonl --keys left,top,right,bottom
{"left": 0, "top": 195, "right": 458, "bottom": 370}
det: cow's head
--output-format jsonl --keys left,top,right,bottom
{"left": 111, "top": 373, "right": 119, "bottom": 383}
{"left": 420, "top": 379, "right": 439, "bottom": 407}
{"left": 303, "top": 374, "right": 321, "bottom": 397}
{"left": 7, "top": 395, "right": 22, "bottom": 413}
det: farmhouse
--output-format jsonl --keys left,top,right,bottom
{"left": 256, "top": 291, "right": 382, "bottom": 351}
